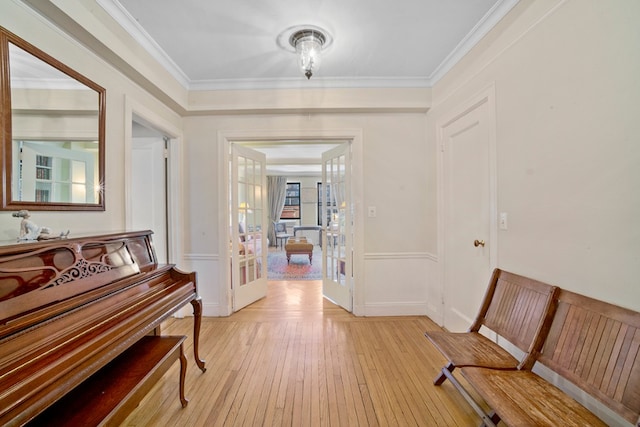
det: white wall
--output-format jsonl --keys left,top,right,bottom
{"left": 0, "top": 2, "right": 182, "bottom": 246}
{"left": 1, "top": 1, "right": 438, "bottom": 318}
{"left": 182, "top": 113, "right": 435, "bottom": 316}
{"left": 427, "top": 3, "right": 639, "bottom": 422}
{"left": 428, "top": 0, "right": 640, "bottom": 316}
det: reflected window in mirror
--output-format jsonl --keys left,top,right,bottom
{"left": 1, "top": 26, "right": 105, "bottom": 211}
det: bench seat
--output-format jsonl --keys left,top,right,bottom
{"left": 424, "top": 331, "right": 519, "bottom": 369}
{"left": 28, "top": 335, "right": 188, "bottom": 426}
{"left": 425, "top": 269, "right": 558, "bottom": 385}
{"left": 453, "top": 288, "right": 640, "bottom": 426}
{"left": 460, "top": 368, "right": 608, "bottom": 427}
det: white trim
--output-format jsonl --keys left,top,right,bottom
{"left": 189, "top": 77, "right": 432, "bottom": 91}
{"left": 431, "top": 0, "right": 569, "bottom": 110}
{"left": 202, "top": 302, "right": 225, "bottom": 317}
{"left": 429, "top": 0, "right": 521, "bottom": 83}
{"left": 450, "top": 307, "right": 475, "bottom": 328}
{"left": 217, "top": 134, "right": 232, "bottom": 316}
{"left": 218, "top": 128, "right": 364, "bottom": 316}
{"left": 183, "top": 253, "right": 218, "bottom": 261}
{"left": 364, "top": 252, "right": 437, "bottom": 262}
{"left": 361, "top": 302, "right": 428, "bottom": 317}
{"left": 96, "top": 0, "right": 190, "bottom": 88}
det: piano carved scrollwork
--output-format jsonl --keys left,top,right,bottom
{"left": 45, "top": 258, "right": 113, "bottom": 288}
{"left": 0, "top": 236, "right": 152, "bottom": 325}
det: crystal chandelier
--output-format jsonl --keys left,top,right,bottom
{"left": 289, "top": 29, "right": 326, "bottom": 79}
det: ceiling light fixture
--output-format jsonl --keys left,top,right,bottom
{"left": 278, "top": 25, "right": 332, "bottom": 80}
{"left": 289, "top": 28, "right": 326, "bottom": 79}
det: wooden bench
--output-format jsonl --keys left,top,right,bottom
{"left": 458, "top": 288, "right": 640, "bottom": 426}
{"left": 425, "top": 269, "right": 559, "bottom": 389}
{"left": 27, "top": 335, "right": 188, "bottom": 426}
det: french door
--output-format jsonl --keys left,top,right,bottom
{"left": 321, "top": 143, "right": 352, "bottom": 311}
{"left": 230, "top": 144, "right": 268, "bottom": 311}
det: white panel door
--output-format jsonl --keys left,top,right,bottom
{"left": 442, "top": 97, "right": 496, "bottom": 332}
{"left": 231, "top": 144, "right": 268, "bottom": 311}
{"left": 321, "top": 143, "right": 352, "bottom": 311}
{"left": 132, "top": 137, "right": 167, "bottom": 264}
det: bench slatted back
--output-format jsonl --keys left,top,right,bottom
{"left": 471, "top": 269, "right": 558, "bottom": 367}
{"left": 539, "top": 289, "right": 640, "bottom": 425}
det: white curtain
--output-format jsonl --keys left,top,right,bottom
{"left": 267, "top": 176, "right": 287, "bottom": 246}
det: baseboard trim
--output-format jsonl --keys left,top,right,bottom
{"left": 360, "top": 302, "right": 428, "bottom": 317}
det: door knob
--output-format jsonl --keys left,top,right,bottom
{"left": 474, "top": 239, "right": 485, "bottom": 247}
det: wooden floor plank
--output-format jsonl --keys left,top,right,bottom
{"left": 123, "top": 280, "right": 482, "bottom": 426}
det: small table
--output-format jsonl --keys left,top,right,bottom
{"left": 293, "top": 226, "right": 323, "bottom": 248}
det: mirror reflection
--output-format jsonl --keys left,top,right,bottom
{"left": 1, "top": 27, "right": 105, "bottom": 211}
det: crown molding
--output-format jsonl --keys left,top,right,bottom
{"left": 429, "top": 0, "right": 520, "bottom": 83}
{"left": 96, "top": 0, "right": 190, "bottom": 88}
{"left": 98, "top": 0, "right": 520, "bottom": 91}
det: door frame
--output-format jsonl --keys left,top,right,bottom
{"left": 436, "top": 84, "right": 498, "bottom": 326}
{"left": 124, "top": 95, "right": 184, "bottom": 265}
{"left": 218, "top": 129, "right": 364, "bottom": 316}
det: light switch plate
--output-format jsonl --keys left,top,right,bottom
{"left": 499, "top": 212, "right": 508, "bottom": 230}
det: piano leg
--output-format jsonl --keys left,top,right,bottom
{"left": 179, "top": 343, "right": 189, "bottom": 408}
{"left": 190, "top": 297, "right": 207, "bottom": 372}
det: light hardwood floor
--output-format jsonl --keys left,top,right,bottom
{"left": 123, "top": 281, "right": 482, "bottom": 426}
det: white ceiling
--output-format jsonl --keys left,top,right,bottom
{"left": 242, "top": 142, "right": 343, "bottom": 176}
{"left": 102, "top": 0, "right": 518, "bottom": 91}
{"left": 109, "top": 0, "right": 518, "bottom": 175}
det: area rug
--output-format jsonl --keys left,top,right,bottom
{"left": 267, "top": 246, "right": 322, "bottom": 280}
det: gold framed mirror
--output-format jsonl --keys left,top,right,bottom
{"left": 0, "top": 26, "right": 105, "bottom": 211}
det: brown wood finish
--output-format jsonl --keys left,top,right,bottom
{"left": 425, "top": 268, "right": 559, "bottom": 385}
{"left": 0, "top": 231, "right": 205, "bottom": 426}
{"left": 460, "top": 288, "right": 640, "bottom": 426}
{"left": 27, "top": 335, "right": 188, "bottom": 426}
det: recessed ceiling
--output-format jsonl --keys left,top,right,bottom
{"left": 100, "top": 0, "right": 519, "bottom": 90}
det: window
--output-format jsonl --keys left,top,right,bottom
{"left": 317, "top": 182, "right": 337, "bottom": 226}
{"left": 280, "top": 182, "right": 300, "bottom": 219}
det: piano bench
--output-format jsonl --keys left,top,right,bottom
{"left": 28, "top": 335, "right": 188, "bottom": 426}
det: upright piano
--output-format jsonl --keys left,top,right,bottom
{"left": 0, "top": 230, "right": 205, "bottom": 426}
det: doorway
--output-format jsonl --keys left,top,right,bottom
{"left": 220, "top": 129, "right": 363, "bottom": 316}
{"left": 125, "top": 96, "right": 184, "bottom": 267}
{"left": 439, "top": 86, "right": 497, "bottom": 332}
{"left": 131, "top": 119, "right": 168, "bottom": 263}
